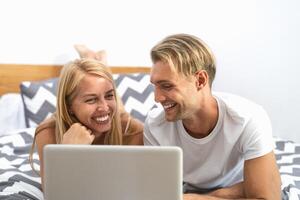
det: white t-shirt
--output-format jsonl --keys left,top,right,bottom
{"left": 144, "top": 92, "right": 274, "bottom": 191}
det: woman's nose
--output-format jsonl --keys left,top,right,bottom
{"left": 96, "top": 100, "right": 109, "bottom": 111}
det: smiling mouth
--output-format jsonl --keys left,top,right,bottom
{"left": 162, "top": 102, "right": 177, "bottom": 111}
{"left": 94, "top": 115, "right": 109, "bottom": 124}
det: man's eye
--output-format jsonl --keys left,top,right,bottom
{"left": 162, "top": 84, "right": 173, "bottom": 90}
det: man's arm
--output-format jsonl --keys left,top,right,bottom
{"left": 183, "top": 184, "right": 245, "bottom": 200}
{"left": 183, "top": 193, "right": 261, "bottom": 200}
{"left": 243, "top": 151, "right": 281, "bottom": 199}
{"left": 184, "top": 151, "right": 281, "bottom": 200}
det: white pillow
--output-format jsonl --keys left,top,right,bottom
{"left": 0, "top": 93, "right": 26, "bottom": 136}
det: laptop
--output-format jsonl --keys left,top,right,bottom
{"left": 43, "top": 145, "right": 182, "bottom": 200}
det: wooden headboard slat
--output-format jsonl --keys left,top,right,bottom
{"left": 0, "top": 64, "right": 151, "bottom": 95}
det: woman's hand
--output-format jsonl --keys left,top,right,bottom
{"left": 62, "top": 123, "right": 95, "bottom": 144}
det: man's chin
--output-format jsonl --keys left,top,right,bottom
{"left": 164, "top": 108, "right": 181, "bottom": 121}
{"left": 164, "top": 114, "right": 179, "bottom": 122}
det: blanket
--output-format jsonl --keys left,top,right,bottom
{"left": 0, "top": 128, "right": 299, "bottom": 200}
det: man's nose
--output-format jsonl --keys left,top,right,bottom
{"left": 154, "top": 88, "right": 166, "bottom": 103}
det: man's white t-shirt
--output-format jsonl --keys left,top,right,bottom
{"left": 144, "top": 92, "right": 274, "bottom": 191}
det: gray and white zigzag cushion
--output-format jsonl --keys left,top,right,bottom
{"left": 114, "top": 73, "right": 157, "bottom": 122}
{"left": 20, "top": 73, "right": 156, "bottom": 128}
{"left": 20, "top": 78, "right": 58, "bottom": 128}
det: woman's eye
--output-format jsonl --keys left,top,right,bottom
{"left": 105, "top": 94, "right": 114, "bottom": 100}
{"left": 85, "top": 98, "right": 96, "bottom": 103}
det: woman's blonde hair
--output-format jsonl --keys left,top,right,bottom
{"left": 151, "top": 33, "right": 216, "bottom": 87}
{"left": 29, "top": 59, "right": 123, "bottom": 172}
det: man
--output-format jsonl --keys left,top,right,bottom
{"left": 144, "top": 33, "right": 281, "bottom": 199}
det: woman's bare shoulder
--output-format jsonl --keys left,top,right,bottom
{"left": 36, "top": 126, "right": 56, "bottom": 146}
{"left": 120, "top": 112, "right": 143, "bottom": 134}
{"left": 120, "top": 111, "right": 144, "bottom": 145}
{"left": 35, "top": 117, "right": 57, "bottom": 146}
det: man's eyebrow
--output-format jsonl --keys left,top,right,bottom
{"left": 151, "top": 80, "right": 172, "bottom": 84}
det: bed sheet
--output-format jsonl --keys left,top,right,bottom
{"left": 0, "top": 128, "right": 42, "bottom": 199}
{"left": 0, "top": 128, "right": 299, "bottom": 200}
{"left": 0, "top": 93, "right": 26, "bottom": 136}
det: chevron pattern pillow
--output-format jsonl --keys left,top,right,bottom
{"left": 20, "top": 78, "right": 58, "bottom": 128}
{"left": 114, "top": 73, "right": 157, "bottom": 122}
{"left": 20, "top": 73, "right": 156, "bottom": 128}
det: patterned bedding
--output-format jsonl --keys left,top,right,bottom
{"left": 0, "top": 128, "right": 42, "bottom": 200}
{"left": 0, "top": 129, "right": 299, "bottom": 200}
{"left": 275, "top": 138, "right": 300, "bottom": 200}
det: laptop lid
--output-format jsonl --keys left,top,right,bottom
{"left": 43, "top": 145, "right": 182, "bottom": 200}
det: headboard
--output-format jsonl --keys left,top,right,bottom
{"left": 0, "top": 63, "right": 151, "bottom": 95}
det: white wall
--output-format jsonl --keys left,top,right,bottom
{"left": 1, "top": 0, "right": 299, "bottom": 141}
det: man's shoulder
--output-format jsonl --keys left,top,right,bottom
{"left": 213, "top": 91, "right": 256, "bottom": 104}
{"left": 144, "top": 106, "right": 180, "bottom": 144}
{"left": 213, "top": 92, "right": 266, "bottom": 119}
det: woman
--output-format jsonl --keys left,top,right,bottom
{"left": 29, "top": 59, "right": 143, "bottom": 187}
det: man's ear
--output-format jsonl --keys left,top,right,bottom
{"left": 195, "top": 70, "right": 209, "bottom": 90}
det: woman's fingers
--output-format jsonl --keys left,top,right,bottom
{"left": 62, "top": 123, "right": 95, "bottom": 144}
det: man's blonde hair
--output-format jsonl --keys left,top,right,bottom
{"left": 151, "top": 33, "right": 216, "bottom": 87}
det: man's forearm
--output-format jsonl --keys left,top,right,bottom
{"left": 184, "top": 193, "right": 227, "bottom": 200}
{"left": 183, "top": 182, "right": 262, "bottom": 200}
{"left": 208, "top": 182, "right": 244, "bottom": 199}
{"left": 184, "top": 193, "right": 267, "bottom": 200}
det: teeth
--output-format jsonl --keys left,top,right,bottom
{"left": 163, "top": 103, "right": 175, "bottom": 109}
{"left": 95, "top": 115, "right": 109, "bottom": 122}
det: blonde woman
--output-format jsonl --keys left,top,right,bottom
{"left": 29, "top": 59, "right": 143, "bottom": 188}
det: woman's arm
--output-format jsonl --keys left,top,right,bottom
{"left": 35, "top": 127, "right": 56, "bottom": 190}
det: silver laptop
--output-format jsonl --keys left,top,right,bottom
{"left": 43, "top": 145, "right": 182, "bottom": 200}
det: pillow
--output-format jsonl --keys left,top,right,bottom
{"left": 20, "top": 73, "right": 156, "bottom": 128}
{"left": 114, "top": 73, "right": 157, "bottom": 122}
{"left": 20, "top": 78, "right": 58, "bottom": 128}
{"left": 0, "top": 93, "right": 26, "bottom": 135}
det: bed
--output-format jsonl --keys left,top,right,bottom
{"left": 0, "top": 63, "right": 299, "bottom": 200}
